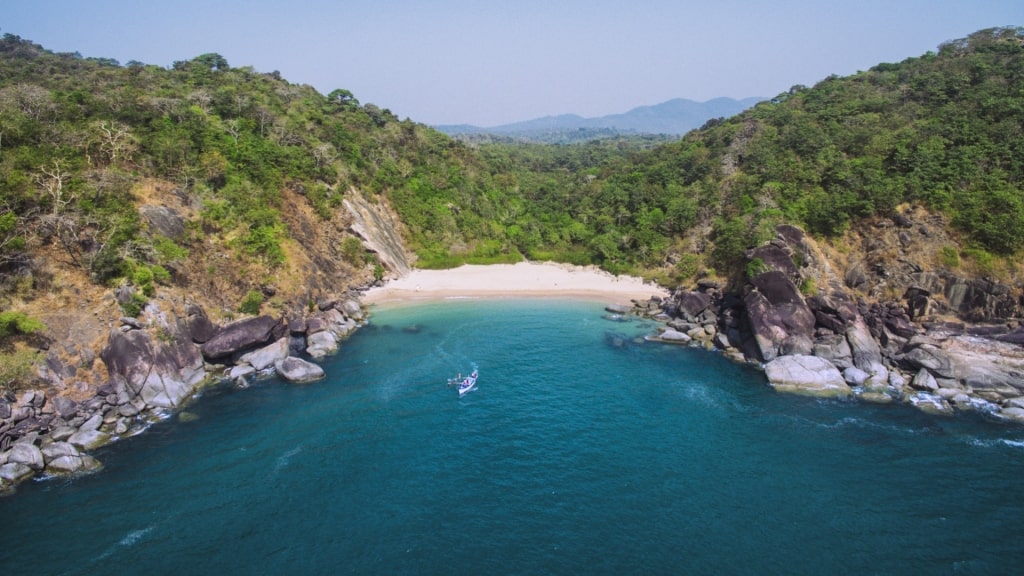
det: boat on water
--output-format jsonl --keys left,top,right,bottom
{"left": 457, "top": 370, "right": 478, "bottom": 397}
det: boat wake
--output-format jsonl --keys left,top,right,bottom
{"left": 89, "top": 525, "right": 155, "bottom": 565}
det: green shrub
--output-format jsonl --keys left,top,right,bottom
{"left": 746, "top": 257, "right": 769, "bottom": 279}
{"left": 151, "top": 265, "right": 171, "bottom": 285}
{"left": 121, "top": 292, "right": 148, "bottom": 317}
{"left": 133, "top": 266, "right": 156, "bottom": 296}
{"left": 938, "top": 245, "right": 959, "bottom": 268}
{"left": 341, "top": 237, "right": 365, "bottom": 266}
{"left": 0, "top": 311, "right": 45, "bottom": 338}
{"left": 675, "top": 253, "right": 701, "bottom": 280}
{"left": 153, "top": 236, "right": 189, "bottom": 262}
{"left": 800, "top": 276, "right": 817, "bottom": 295}
{"left": 239, "top": 290, "right": 264, "bottom": 315}
{"left": 963, "top": 246, "right": 996, "bottom": 276}
{"left": 0, "top": 347, "right": 40, "bottom": 395}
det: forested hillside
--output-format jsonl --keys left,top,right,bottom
{"left": 456, "top": 26, "right": 1024, "bottom": 281}
{"left": 1, "top": 27, "right": 1023, "bottom": 392}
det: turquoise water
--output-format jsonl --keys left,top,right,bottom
{"left": 3, "top": 299, "right": 1024, "bottom": 575}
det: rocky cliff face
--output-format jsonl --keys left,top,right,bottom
{"left": 344, "top": 187, "right": 413, "bottom": 277}
{"left": 659, "top": 216, "right": 1024, "bottom": 424}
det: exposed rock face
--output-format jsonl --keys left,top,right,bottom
{"left": 102, "top": 319, "right": 205, "bottom": 409}
{"left": 200, "top": 315, "right": 280, "bottom": 360}
{"left": 344, "top": 187, "right": 413, "bottom": 276}
{"left": 657, "top": 221, "right": 1024, "bottom": 423}
{"left": 140, "top": 205, "right": 186, "bottom": 240}
{"left": 744, "top": 271, "right": 815, "bottom": 361}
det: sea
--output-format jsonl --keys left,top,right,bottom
{"left": 3, "top": 299, "right": 1024, "bottom": 575}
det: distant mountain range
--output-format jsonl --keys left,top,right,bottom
{"left": 434, "top": 97, "right": 766, "bottom": 141}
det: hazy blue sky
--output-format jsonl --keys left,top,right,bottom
{"left": 5, "top": 1, "right": 1023, "bottom": 126}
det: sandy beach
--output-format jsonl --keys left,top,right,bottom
{"left": 361, "top": 261, "right": 669, "bottom": 306}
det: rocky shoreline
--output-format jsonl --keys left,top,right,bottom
{"left": 5, "top": 221, "right": 1024, "bottom": 496}
{"left": 0, "top": 296, "right": 367, "bottom": 495}
{"left": 629, "top": 224, "right": 1024, "bottom": 425}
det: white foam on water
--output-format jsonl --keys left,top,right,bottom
{"left": 274, "top": 445, "right": 303, "bottom": 473}
{"left": 92, "top": 526, "right": 155, "bottom": 563}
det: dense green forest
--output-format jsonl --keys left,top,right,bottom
{"left": 2, "top": 26, "right": 1023, "bottom": 300}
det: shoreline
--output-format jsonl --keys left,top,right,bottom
{"left": 360, "top": 261, "right": 670, "bottom": 306}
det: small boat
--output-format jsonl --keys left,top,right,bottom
{"left": 457, "top": 369, "right": 479, "bottom": 397}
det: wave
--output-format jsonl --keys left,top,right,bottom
{"left": 962, "top": 437, "right": 1024, "bottom": 450}
{"left": 273, "top": 445, "right": 303, "bottom": 474}
{"left": 90, "top": 525, "right": 155, "bottom": 564}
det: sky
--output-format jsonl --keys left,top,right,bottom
{"left": 4, "top": 1, "right": 1024, "bottom": 126}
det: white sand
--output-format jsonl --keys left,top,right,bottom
{"left": 361, "top": 261, "right": 668, "bottom": 306}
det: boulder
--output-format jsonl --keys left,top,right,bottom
{"left": 910, "top": 368, "right": 939, "bottom": 391}
{"left": 238, "top": 337, "right": 290, "bottom": 371}
{"left": 188, "top": 314, "right": 218, "bottom": 344}
{"left": 200, "top": 316, "right": 280, "bottom": 360}
{"left": 288, "top": 317, "right": 308, "bottom": 335}
{"left": 0, "top": 462, "right": 34, "bottom": 484}
{"left": 900, "top": 341, "right": 955, "bottom": 380}
{"left": 653, "top": 329, "right": 691, "bottom": 344}
{"left": 102, "top": 322, "right": 206, "bottom": 409}
{"left": 68, "top": 429, "right": 112, "bottom": 451}
{"left": 7, "top": 442, "right": 45, "bottom": 471}
{"left": 764, "top": 355, "right": 851, "bottom": 398}
{"left": 845, "top": 317, "right": 885, "bottom": 375}
{"left": 45, "top": 453, "right": 102, "bottom": 475}
{"left": 605, "top": 304, "right": 631, "bottom": 315}
{"left": 843, "top": 366, "right": 870, "bottom": 386}
{"left": 306, "top": 330, "right": 339, "bottom": 359}
{"left": 998, "top": 407, "right": 1024, "bottom": 425}
{"left": 341, "top": 299, "right": 365, "bottom": 321}
{"left": 677, "top": 291, "right": 712, "bottom": 321}
{"left": 908, "top": 392, "right": 954, "bottom": 416}
{"left": 275, "top": 357, "right": 325, "bottom": 384}
{"left": 228, "top": 364, "right": 256, "bottom": 379}
{"left": 306, "top": 317, "right": 328, "bottom": 335}
{"left": 744, "top": 271, "right": 816, "bottom": 362}
{"left": 812, "top": 334, "right": 853, "bottom": 369}
{"left": 140, "top": 205, "right": 186, "bottom": 239}
{"left": 51, "top": 396, "right": 78, "bottom": 420}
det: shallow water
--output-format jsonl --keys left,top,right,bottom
{"left": 3, "top": 299, "right": 1024, "bottom": 574}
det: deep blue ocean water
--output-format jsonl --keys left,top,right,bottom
{"left": 3, "top": 299, "right": 1024, "bottom": 575}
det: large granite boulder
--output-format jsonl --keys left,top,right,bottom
{"left": 306, "top": 330, "right": 339, "bottom": 359}
{"left": 845, "top": 317, "right": 887, "bottom": 378}
{"left": 764, "top": 355, "right": 851, "bottom": 398}
{"left": 200, "top": 316, "right": 280, "bottom": 360}
{"left": 7, "top": 442, "right": 45, "bottom": 471}
{"left": 745, "top": 271, "right": 815, "bottom": 361}
{"left": 41, "top": 442, "right": 102, "bottom": 475}
{"left": 238, "top": 337, "right": 290, "bottom": 371}
{"left": 0, "top": 462, "right": 34, "bottom": 485}
{"left": 68, "top": 429, "right": 112, "bottom": 451}
{"left": 341, "top": 299, "right": 365, "bottom": 321}
{"left": 275, "top": 357, "right": 325, "bottom": 384}
{"left": 102, "top": 319, "right": 206, "bottom": 409}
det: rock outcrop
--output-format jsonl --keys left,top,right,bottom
{"left": 654, "top": 221, "right": 1024, "bottom": 423}
{"left": 200, "top": 315, "right": 281, "bottom": 360}
{"left": 1, "top": 295, "right": 367, "bottom": 494}
{"left": 344, "top": 187, "right": 413, "bottom": 277}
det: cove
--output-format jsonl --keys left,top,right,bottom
{"left": 2, "top": 299, "right": 1023, "bottom": 575}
